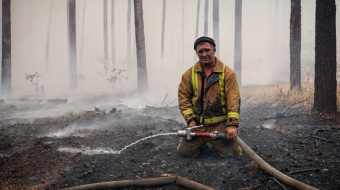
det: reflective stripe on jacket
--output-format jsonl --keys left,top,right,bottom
{"left": 178, "top": 57, "right": 240, "bottom": 126}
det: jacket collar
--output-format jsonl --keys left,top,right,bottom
{"left": 194, "top": 57, "right": 224, "bottom": 73}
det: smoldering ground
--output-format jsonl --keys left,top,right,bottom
{"left": 0, "top": 91, "right": 339, "bottom": 189}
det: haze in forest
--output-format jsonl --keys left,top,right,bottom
{"left": 0, "top": 0, "right": 339, "bottom": 101}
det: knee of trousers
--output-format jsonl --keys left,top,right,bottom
{"left": 177, "top": 140, "right": 200, "bottom": 157}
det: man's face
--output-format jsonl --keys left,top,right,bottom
{"left": 196, "top": 43, "right": 216, "bottom": 67}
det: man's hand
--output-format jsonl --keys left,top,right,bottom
{"left": 225, "top": 125, "right": 238, "bottom": 141}
{"left": 188, "top": 120, "right": 197, "bottom": 127}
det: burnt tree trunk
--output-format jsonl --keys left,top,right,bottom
{"left": 133, "top": 0, "right": 148, "bottom": 91}
{"left": 29, "top": 0, "right": 32, "bottom": 64}
{"left": 67, "top": 0, "right": 78, "bottom": 89}
{"left": 80, "top": 0, "right": 87, "bottom": 65}
{"left": 127, "top": 0, "right": 132, "bottom": 65}
{"left": 1, "top": 0, "right": 11, "bottom": 95}
{"left": 234, "top": 0, "right": 242, "bottom": 86}
{"left": 290, "top": 0, "right": 301, "bottom": 91}
{"left": 161, "top": 0, "right": 166, "bottom": 62}
{"left": 213, "top": 0, "right": 219, "bottom": 57}
{"left": 103, "top": 0, "right": 108, "bottom": 74}
{"left": 194, "top": 0, "right": 200, "bottom": 62}
{"left": 195, "top": 0, "right": 200, "bottom": 39}
{"left": 45, "top": 0, "right": 54, "bottom": 73}
{"left": 204, "top": 0, "right": 208, "bottom": 36}
{"left": 111, "top": 0, "right": 115, "bottom": 67}
{"left": 313, "top": 0, "right": 337, "bottom": 112}
{"left": 181, "top": 0, "right": 184, "bottom": 65}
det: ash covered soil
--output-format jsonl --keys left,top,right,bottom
{"left": 0, "top": 93, "right": 339, "bottom": 190}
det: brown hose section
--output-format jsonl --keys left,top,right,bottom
{"left": 176, "top": 176, "right": 214, "bottom": 190}
{"left": 62, "top": 176, "right": 213, "bottom": 190}
{"left": 235, "top": 137, "right": 318, "bottom": 190}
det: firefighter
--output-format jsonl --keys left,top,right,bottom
{"left": 177, "top": 36, "right": 241, "bottom": 157}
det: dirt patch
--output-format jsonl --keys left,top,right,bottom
{"left": 0, "top": 98, "right": 339, "bottom": 189}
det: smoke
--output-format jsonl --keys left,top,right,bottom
{"left": 48, "top": 122, "right": 112, "bottom": 138}
{"left": 1, "top": 0, "right": 339, "bottom": 99}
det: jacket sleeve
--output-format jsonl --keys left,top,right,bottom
{"left": 178, "top": 70, "right": 198, "bottom": 125}
{"left": 224, "top": 70, "right": 240, "bottom": 126}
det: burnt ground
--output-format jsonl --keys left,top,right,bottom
{"left": 0, "top": 94, "right": 339, "bottom": 190}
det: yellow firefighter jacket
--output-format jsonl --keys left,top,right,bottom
{"left": 178, "top": 58, "right": 240, "bottom": 127}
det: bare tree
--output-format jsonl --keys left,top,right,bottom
{"left": 29, "top": 0, "right": 32, "bottom": 64}
{"left": 234, "top": 0, "right": 242, "bottom": 86}
{"left": 180, "top": 0, "right": 185, "bottom": 65}
{"left": 313, "top": 0, "right": 337, "bottom": 112}
{"left": 161, "top": 0, "right": 166, "bottom": 62}
{"left": 195, "top": 0, "right": 200, "bottom": 40}
{"left": 103, "top": 0, "right": 109, "bottom": 75}
{"left": 127, "top": 0, "right": 132, "bottom": 65}
{"left": 133, "top": 0, "right": 148, "bottom": 91}
{"left": 45, "top": 0, "right": 54, "bottom": 73}
{"left": 213, "top": 0, "right": 219, "bottom": 57}
{"left": 67, "top": 0, "right": 78, "bottom": 89}
{"left": 80, "top": 0, "right": 87, "bottom": 65}
{"left": 1, "top": 0, "right": 11, "bottom": 95}
{"left": 290, "top": 0, "right": 301, "bottom": 91}
{"left": 204, "top": 0, "right": 208, "bottom": 36}
{"left": 194, "top": 0, "right": 201, "bottom": 62}
{"left": 111, "top": 0, "right": 115, "bottom": 67}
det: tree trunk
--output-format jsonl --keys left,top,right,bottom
{"left": 67, "top": 0, "right": 78, "bottom": 89}
{"left": 313, "top": 0, "right": 337, "bottom": 112}
{"left": 213, "top": 0, "right": 219, "bottom": 57}
{"left": 127, "top": 0, "right": 132, "bottom": 65}
{"left": 1, "top": 0, "right": 11, "bottom": 95}
{"left": 111, "top": 0, "right": 115, "bottom": 67}
{"left": 29, "top": 0, "right": 32, "bottom": 64}
{"left": 290, "top": 0, "right": 301, "bottom": 91}
{"left": 180, "top": 0, "right": 184, "bottom": 65}
{"left": 103, "top": 0, "right": 108, "bottom": 74}
{"left": 133, "top": 0, "right": 148, "bottom": 92}
{"left": 45, "top": 0, "right": 54, "bottom": 73}
{"left": 80, "top": 0, "right": 87, "bottom": 65}
{"left": 234, "top": 0, "right": 242, "bottom": 87}
{"left": 204, "top": 0, "right": 208, "bottom": 36}
{"left": 275, "top": 0, "right": 279, "bottom": 40}
{"left": 194, "top": 0, "right": 200, "bottom": 62}
{"left": 161, "top": 0, "right": 166, "bottom": 62}
{"left": 195, "top": 0, "right": 200, "bottom": 40}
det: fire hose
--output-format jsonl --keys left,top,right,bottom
{"left": 177, "top": 125, "right": 318, "bottom": 190}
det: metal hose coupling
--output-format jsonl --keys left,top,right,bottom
{"left": 177, "top": 125, "right": 226, "bottom": 140}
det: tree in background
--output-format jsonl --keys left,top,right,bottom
{"left": 111, "top": 0, "right": 115, "bottom": 67}
{"left": 290, "top": 0, "right": 301, "bottom": 91}
{"left": 133, "top": 0, "right": 148, "bottom": 91}
{"left": 313, "top": 0, "right": 337, "bottom": 112}
{"left": 79, "top": 0, "right": 87, "bottom": 66}
{"left": 195, "top": 0, "right": 200, "bottom": 40}
{"left": 67, "top": 0, "right": 78, "bottom": 89}
{"left": 213, "top": 0, "right": 219, "bottom": 58}
{"left": 1, "top": 0, "right": 11, "bottom": 95}
{"left": 204, "top": 0, "right": 208, "bottom": 36}
{"left": 45, "top": 0, "right": 54, "bottom": 73}
{"left": 234, "top": 0, "right": 242, "bottom": 87}
{"left": 161, "top": 0, "right": 166, "bottom": 62}
{"left": 194, "top": 0, "right": 200, "bottom": 62}
{"left": 127, "top": 0, "right": 132, "bottom": 65}
{"left": 181, "top": 0, "right": 184, "bottom": 65}
{"left": 103, "top": 0, "right": 109, "bottom": 75}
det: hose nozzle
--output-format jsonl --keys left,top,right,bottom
{"left": 177, "top": 126, "right": 226, "bottom": 140}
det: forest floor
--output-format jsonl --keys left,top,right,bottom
{"left": 0, "top": 89, "right": 339, "bottom": 190}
